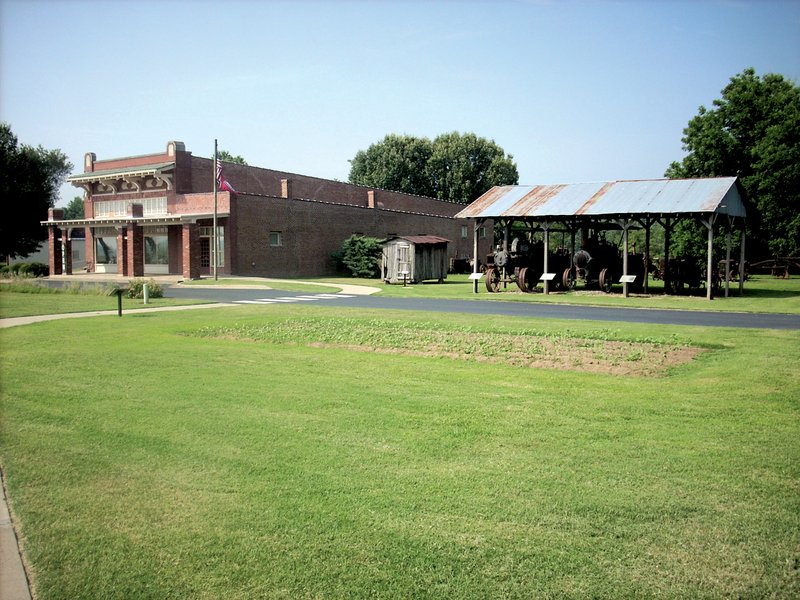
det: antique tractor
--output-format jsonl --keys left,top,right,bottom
{"left": 653, "top": 257, "right": 719, "bottom": 295}
{"left": 569, "top": 239, "right": 650, "bottom": 293}
{"left": 484, "top": 238, "right": 574, "bottom": 293}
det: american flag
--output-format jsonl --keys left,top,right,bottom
{"left": 215, "top": 159, "right": 237, "bottom": 194}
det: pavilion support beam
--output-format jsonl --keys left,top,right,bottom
{"left": 542, "top": 221, "right": 550, "bottom": 295}
{"left": 702, "top": 214, "right": 718, "bottom": 301}
{"left": 725, "top": 216, "right": 733, "bottom": 298}
{"left": 502, "top": 220, "right": 510, "bottom": 290}
{"left": 739, "top": 228, "right": 746, "bottom": 296}
{"left": 663, "top": 217, "right": 672, "bottom": 295}
{"left": 643, "top": 218, "right": 652, "bottom": 294}
{"left": 472, "top": 218, "right": 483, "bottom": 294}
{"left": 620, "top": 219, "right": 631, "bottom": 298}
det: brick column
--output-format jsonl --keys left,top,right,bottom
{"left": 47, "top": 208, "right": 64, "bottom": 275}
{"left": 127, "top": 223, "right": 144, "bottom": 277}
{"left": 48, "top": 227, "right": 63, "bottom": 275}
{"left": 117, "top": 228, "right": 128, "bottom": 275}
{"left": 182, "top": 223, "right": 200, "bottom": 280}
{"left": 62, "top": 229, "right": 73, "bottom": 275}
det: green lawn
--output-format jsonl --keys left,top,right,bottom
{"left": 0, "top": 285, "right": 209, "bottom": 319}
{"left": 1, "top": 305, "right": 798, "bottom": 598}
{"left": 319, "top": 274, "right": 800, "bottom": 314}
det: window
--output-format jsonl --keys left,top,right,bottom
{"left": 95, "top": 235, "right": 117, "bottom": 264}
{"left": 94, "top": 227, "right": 117, "bottom": 265}
{"left": 269, "top": 231, "right": 282, "bottom": 247}
{"left": 461, "top": 225, "right": 468, "bottom": 239}
{"left": 479, "top": 226, "right": 487, "bottom": 239}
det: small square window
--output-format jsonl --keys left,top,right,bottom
{"left": 269, "top": 231, "right": 282, "bottom": 247}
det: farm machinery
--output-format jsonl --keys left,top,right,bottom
{"left": 484, "top": 231, "right": 652, "bottom": 294}
{"left": 484, "top": 238, "right": 572, "bottom": 293}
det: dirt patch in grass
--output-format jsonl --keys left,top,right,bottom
{"left": 192, "top": 319, "right": 702, "bottom": 377}
{"left": 308, "top": 337, "right": 700, "bottom": 377}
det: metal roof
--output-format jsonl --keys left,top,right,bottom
{"left": 384, "top": 235, "right": 451, "bottom": 245}
{"left": 456, "top": 177, "right": 746, "bottom": 220}
{"left": 67, "top": 161, "right": 175, "bottom": 183}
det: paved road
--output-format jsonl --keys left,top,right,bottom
{"left": 164, "top": 286, "right": 800, "bottom": 330}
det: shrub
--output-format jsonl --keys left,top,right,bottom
{"left": 336, "top": 235, "right": 383, "bottom": 278}
{"left": 17, "top": 262, "right": 49, "bottom": 277}
{"left": 127, "top": 278, "right": 164, "bottom": 299}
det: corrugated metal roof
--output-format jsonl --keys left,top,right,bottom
{"left": 385, "top": 235, "right": 451, "bottom": 245}
{"left": 456, "top": 177, "right": 746, "bottom": 220}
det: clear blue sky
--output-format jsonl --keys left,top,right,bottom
{"left": 1, "top": 0, "right": 798, "bottom": 206}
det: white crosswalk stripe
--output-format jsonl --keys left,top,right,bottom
{"left": 233, "top": 294, "right": 355, "bottom": 306}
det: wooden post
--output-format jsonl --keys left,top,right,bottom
{"left": 663, "top": 217, "right": 671, "bottom": 295}
{"left": 703, "top": 215, "right": 716, "bottom": 301}
{"left": 543, "top": 222, "right": 550, "bottom": 295}
{"left": 739, "top": 228, "right": 746, "bottom": 296}
{"left": 643, "top": 218, "right": 651, "bottom": 294}
{"left": 472, "top": 219, "right": 481, "bottom": 294}
{"left": 725, "top": 217, "right": 733, "bottom": 298}
{"left": 502, "top": 221, "right": 509, "bottom": 290}
{"left": 623, "top": 221, "right": 630, "bottom": 298}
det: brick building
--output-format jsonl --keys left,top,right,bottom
{"left": 43, "top": 141, "right": 491, "bottom": 279}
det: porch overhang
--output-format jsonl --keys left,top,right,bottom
{"left": 67, "top": 161, "right": 176, "bottom": 193}
{"left": 41, "top": 213, "right": 231, "bottom": 228}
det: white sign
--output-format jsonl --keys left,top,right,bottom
{"left": 619, "top": 275, "right": 637, "bottom": 283}
{"left": 539, "top": 273, "right": 556, "bottom": 281}
{"left": 468, "top": 272, "right": 484, "bottom": 280}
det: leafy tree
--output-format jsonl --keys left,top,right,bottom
{"left": 1, "top": 123, "right": 72, "bottom": 259}
{"left": 337, "top": 235, "right": 383, "bottom": 278}
{"left": 666, "top": 68, "right": 800, "bottom": 257}
{"left": 217, "top": 150, "right": 248, "bottom": 165}
{"left": 427, "top": 132, "right": 519, "bottom": 203}
{"left": 63, "top": 196, "right": 84, "bottom": 220}
{"left": 349, "top": 131, "right": 518, "bottom": 203}
{"left": 349, "top": 134, "right": 434, "bottom": 197}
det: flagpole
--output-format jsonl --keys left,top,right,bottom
{"left": 213, "top": 138, "right": 218, "bottom": 281}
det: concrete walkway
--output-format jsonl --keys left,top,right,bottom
{"left": 1, "top": 275, "right": 381, "bottom": 329}
{"left": 0, "top": 302, "right": 235, "bottom": 328}
{"left": 43, "top": 273, "right": 382, "bottom": 296}
{"left": 1, "top": 470, "right": 31, "bottom": 600}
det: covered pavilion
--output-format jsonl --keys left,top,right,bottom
{"left": 456, "top": 177, "right": 747, "bottom": 300}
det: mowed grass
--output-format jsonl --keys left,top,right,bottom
{"left": 1, "top": 305, "right": 799, "bottom": 599}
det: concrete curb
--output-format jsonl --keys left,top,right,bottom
{"left": 0, "top": 469, "right": 32, "bottom": 600}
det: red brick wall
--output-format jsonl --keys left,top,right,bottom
{"left": 230, "top": 194, "right": 491, "bottom": 277}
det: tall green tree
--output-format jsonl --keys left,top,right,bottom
{"left": 349, "top": 134, "right": 434, "bottom": 197}
{"left": 1, "top": 123, "right": 72, "bottom": 259}
{"left": 427, "top": 132, "right": 519, "bottom": 203}
{"left": 217, "top": 150, "right": 248, "bottom": 165}
{"left": 63, "top": 196, "right": 84, "bottom": 220}
{"left": 666, "top": 68, "right": 800, "bottom": 257}
{"left": 349, "top": 131, "right": 518, "bottom": 203}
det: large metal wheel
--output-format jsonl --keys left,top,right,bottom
{"left": 599, "top": 268, "right": 614, "bottom": 293}
{"left": 517, "top": 267, "right": 536, "bottom": 293}
{"left": 485, "top": 267, "right": 501, "bottom": 293}
{"left": 561, "top": 267, "right": 575, "bottom": 291}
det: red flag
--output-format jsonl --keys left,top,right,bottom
{"left": 215, "top": 159, "right": 237, "bottom": 194}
